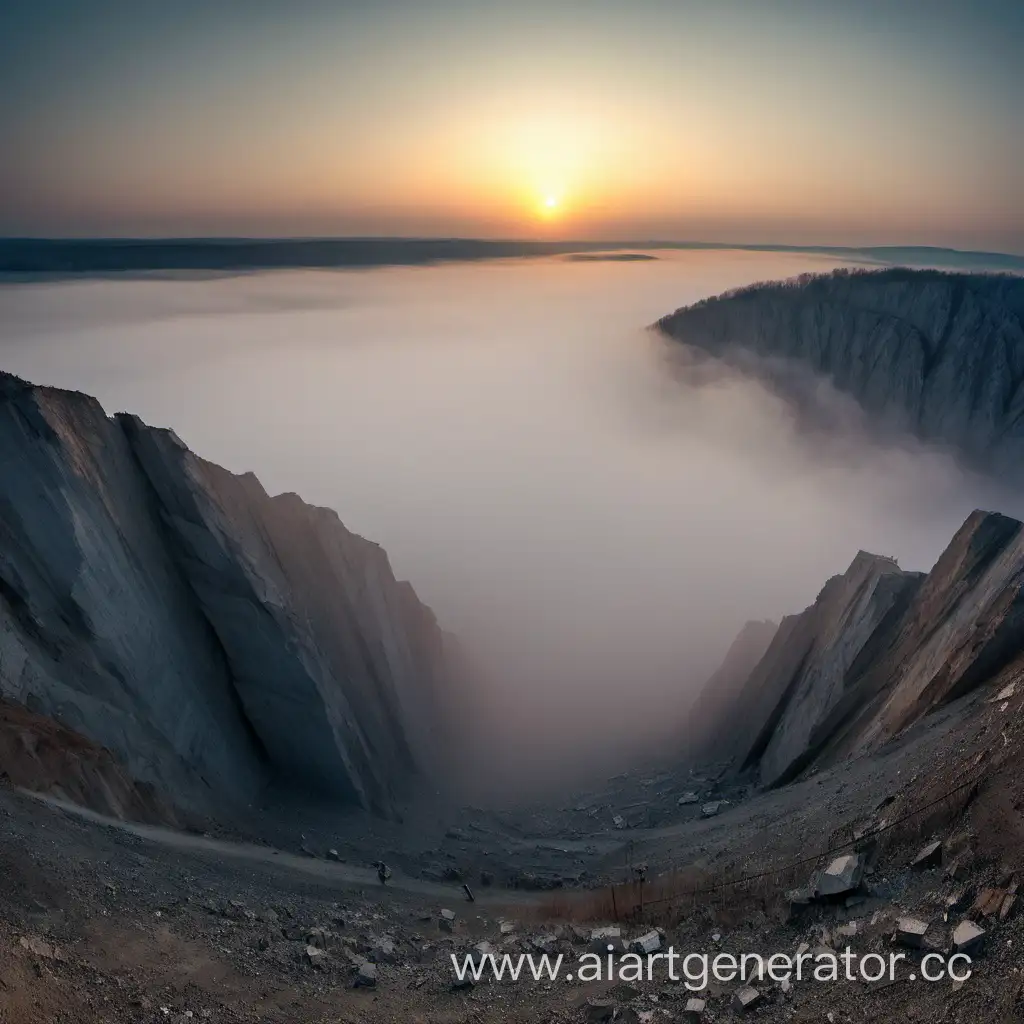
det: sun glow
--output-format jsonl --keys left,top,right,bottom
{"left": 538, "top": 193, "right": 563, "bottom": 220}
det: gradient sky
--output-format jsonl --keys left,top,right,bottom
{"left": 2, "top": 0, "right": 1022, "bottom": 248}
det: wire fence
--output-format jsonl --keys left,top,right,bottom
{"left": 597, "top": 755, "right": 998, "bottom": 924}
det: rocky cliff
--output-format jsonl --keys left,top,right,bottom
{"left": 0, "top": 373, "right": 449, "bottom": 816}
{"left": 697, "top": 510, "right": 1024, "bottom": 787}
{"left": 694, "top": 553, "right": 923, "bottom": 785}
{"left": 656, "top": 268, "right": 1024, "bottom": 478}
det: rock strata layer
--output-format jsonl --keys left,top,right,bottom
{"left": 0, "top": 374, "right": 448, "bottom": 815}
{"left": 656, "top": 268, "right": 1024, "bottom": 479}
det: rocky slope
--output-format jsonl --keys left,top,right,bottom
{"left": 656, "top": 268, "right": 1024, "bottom": 478}
{"left": 696, "top": 509, "right": 1024, "bottom": 787}
{"left": 0, "top": 373, "right": 449, "bottom": 816}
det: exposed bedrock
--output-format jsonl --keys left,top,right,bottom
{"left": 0, "top": 373, "right": 450, "bottom": 816}
{"left": 696, "top": 511, "right": 1024, "bottom": 787}
{"left": 656, "top": 268, "right": 1024, "bottom": 478}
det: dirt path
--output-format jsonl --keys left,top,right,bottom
{"left": 23, "top": 789, "right": 537, "bottom": 906}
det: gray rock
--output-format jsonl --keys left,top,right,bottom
{"left": 682, "top": 997, "right": 706, "bottom": 1022}
{"left": 304, "top": 945, "right": 327, "bottom": 968}
{"left": 677, "top": 792, "right": 699, "bottom": 805}
{"left": 656, "top": 270, "right": 1024, "bottom": 483}
{"left": 630, "top": 930, "right": 661, "bottom": 954}
{"left": 815, "top": 854, "right": 863, "bottom": 898}
{"left": 951, "top": 920, "right": 985, "bottom": 954}
{"left": 731, "top": 986, "right": 761, "bottom": 1012}
{"left": 0, "top": 373, "right": 456, "bottom": 817}
{"left": 584, "top": 1001, "right": 615, "bottom": 1023}
{"left": 354, "top": 961, "right": 377, "bottom": 988}
{"left": 911, "top": 840, "right": 943, "bottom": 869}
{"left": 588, "top": 926, "right": 624, "bottom": 954}
{"left": 894, "top": 917, "right": 929, "bottom": 948}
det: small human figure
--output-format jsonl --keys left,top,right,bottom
{"left": 377, "top": 861, "right": 391, "bottom": 885}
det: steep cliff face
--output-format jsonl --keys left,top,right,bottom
{"left": 824, "top": 511, "right": 1024, "bottom": 763}
{"left": 697, "top": 552, "right": 922, "bottom": 785}
{"left": 702, "top": 510, "right": 1024, "bottom": 787}
{"left": 656, "top": 269, "right": 1024, "bottom": 478}
{"left": 0, "top": 374, "right": 448, "bottom": 815}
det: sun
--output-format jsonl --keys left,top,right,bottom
{"left": 538, "top": 193, "right": 563, "bottom": 220}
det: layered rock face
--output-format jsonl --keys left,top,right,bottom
{"left": 696, "top": 511, "right": 1024, "bottom": 786}
{"left": 656, "top": 269, "right": 1024, "bottom": 478}
{"left": 0, "top": 374, "right": 448, "bottom": 815}
{"left": 698, "top": 553, "right": 923, "bottom": 785}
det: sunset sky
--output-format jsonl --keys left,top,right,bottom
{"left": 2, "top": 0, "right": 1022, "bottom": 250}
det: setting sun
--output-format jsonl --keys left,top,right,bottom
{"left": 538, "top": 194, "right": 563, "bottom": 220}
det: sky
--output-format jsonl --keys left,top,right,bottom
{"left": 1, "top": 0, "right": 1022, "bottom": 249}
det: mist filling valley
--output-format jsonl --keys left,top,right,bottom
{"left": 0, "top": 250, "right": 1011, "bottom": 803}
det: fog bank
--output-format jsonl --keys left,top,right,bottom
{"left": 0, "top": 251, "right": 1010, "bottom": 799}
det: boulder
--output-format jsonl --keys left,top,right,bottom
{"left": 731, "top": 986, "right": 761, "bottom": 1012}
{"left": 815, "top": 854, "right": 863, "bottom": 898}
{"left": 911, "top": 840, "right": 943, "bottom": 869}
{"left": 682, "top": 997, "right": 706, "bottom": 1022}
{"left": 951, "top": 920, "right": 985, "bottom": 954}
{"left": 894, "top": 917, "right": 929, "bottom": 948}
{"left": 354, "top": 961, "right": 377, "bottom": 988}
{"left": 589, "top": 926, "right": 624, "bottom": 954}
{"left": 630, "top": 930, "right": 661, "bottom": 954}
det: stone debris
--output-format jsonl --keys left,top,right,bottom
{"left": 304, "top": 945, "right": 327, "bottom": 968}
{"left": 971, "top": 887, "right": 1006, "bottom": 919}
{"left": 911, "top": 839, "right": 942, "bottom": 869}
{"left": 682, "top": 997, "right": 706, "bottom": 1022}
{"left": 439, "top": 909, "right": 456, "bottom": 933}
{"left": 584, "top": 1000, "right": 616, "bottom": 1023}
{"left": 612, "top": 815, "right": 627, "bottom": 830}
{"left": 353, "top": 961, "right": 377, "bottom": 988}
{"left": 1000, "top": 890, "right": 1018, "bottom": 921}
{"left": 306, "top": 926, "right": 332, "bottom": 949}
{"left": 589, "top": 926, "right": 624, "bottom": 954}
{"left": 731, "top": 986, "right": 761, "bottom": 1012}
{"left": 701, "top": 801, "right": 725, "bottom": 818}
{"left": 893, "top": 917, "right": 929, "bottom": 948}
{"left": 630, "top": 930, "right": 661, "bottom": 954}
{"left": 608, "top": 982, "right": 640, "bottom": 1001}
{"left": 989, "top": 681, "right": 1017, "bottom": 702}
{"left": 531, "top": 933, "right": 559, "bottom": 954}
{"left": 786, "top": 889, "right": 813, "bottom": 922}
{"left": 951, "top": 919, "right": 985, "bottom": 954}
{"left": 369, "top": 936, "right": 396, "bottom": 963}
{"left": 499, "top": 920, "right": 516, "bottom": 935}
{"left": 815, "top": 854, "right": 863, "bottom": 898}
{"left": 18, "top": 935, "right": 62, "bottom": 961}
{"left": 326, "top": 848, "right": 340, "bottom": 861}
{"left": 677, "top": 792, "right": 699, "bottom": 805}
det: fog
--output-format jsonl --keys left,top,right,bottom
{"left": 0, "top": 251, "right": 1012, "bottom": 799}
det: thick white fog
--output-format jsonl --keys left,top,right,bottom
{"left": 0, "top": 252, "right": 1012, "bottom": 796}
